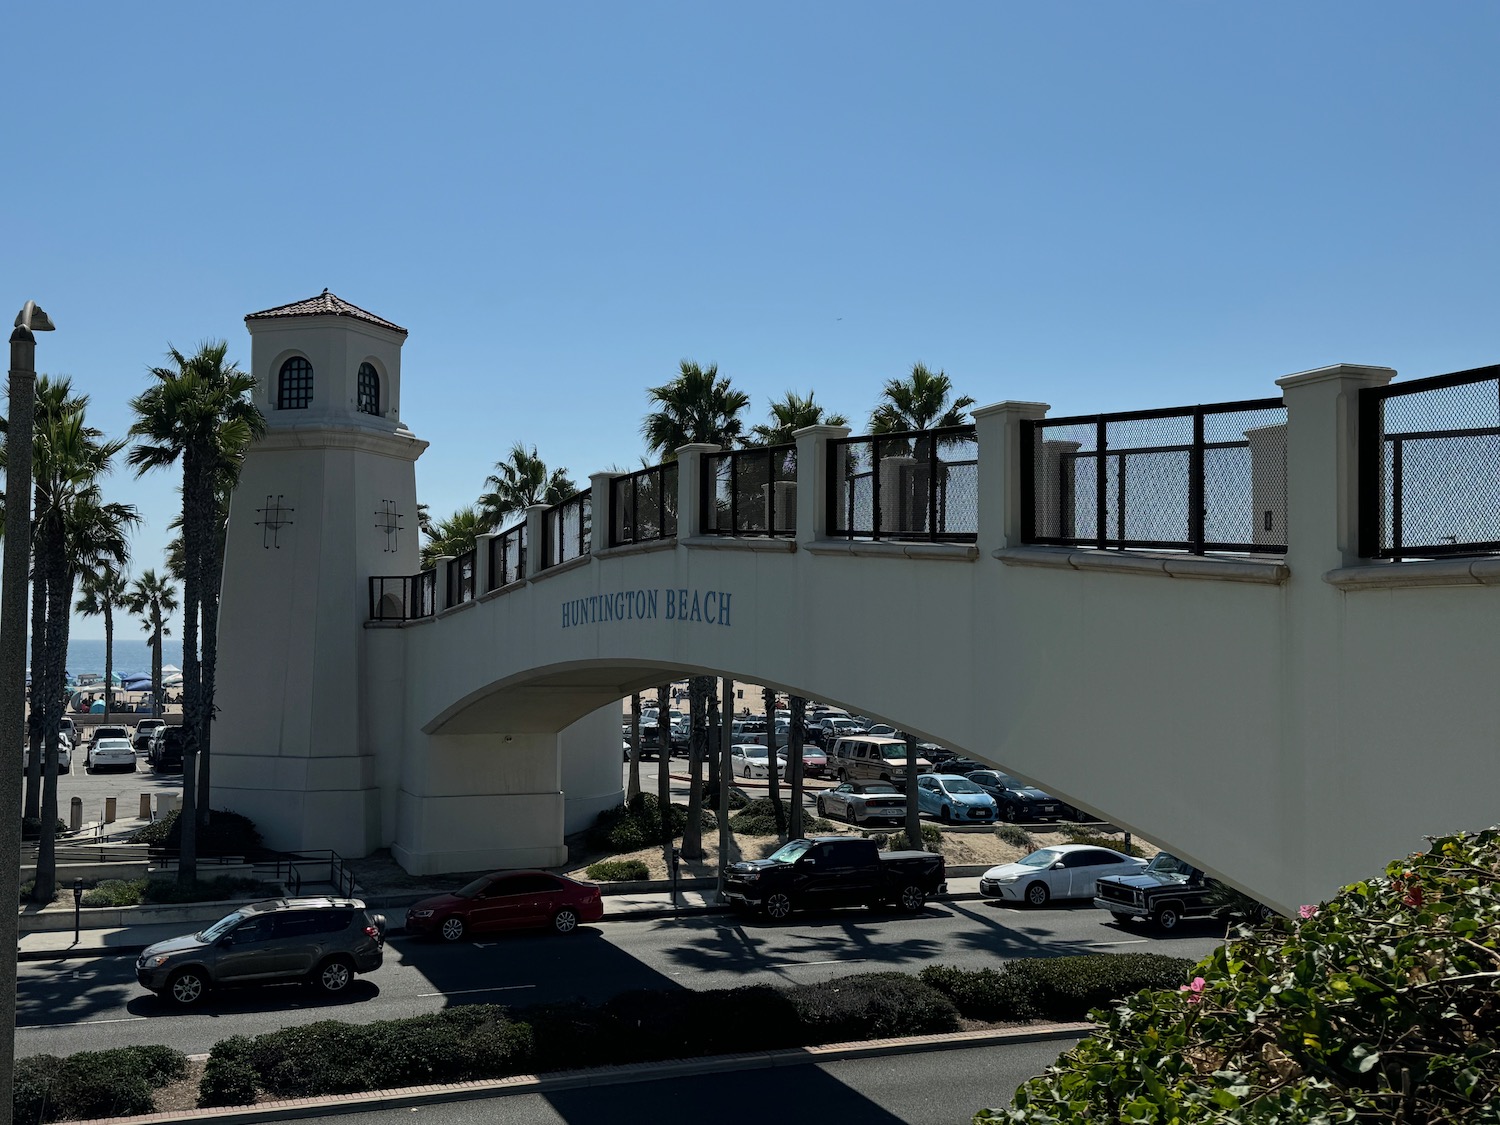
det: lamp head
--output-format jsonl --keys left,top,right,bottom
{"left": 14, "top": 301, "right": 55, "bottom": 332}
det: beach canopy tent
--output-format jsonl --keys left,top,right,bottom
{"left": 120, "top": 675, "right": 154, "bottom": 691}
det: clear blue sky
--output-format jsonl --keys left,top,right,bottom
{"left": 6, "top": 2, "right": 1498, "bottom": 639}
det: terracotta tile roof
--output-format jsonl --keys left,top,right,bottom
{"left": 245, "top": 289, "right": 407, "bottom": 335}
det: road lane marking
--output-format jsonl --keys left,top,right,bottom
{"left": 1088, "top": 939, "right": 1149, "bottom": 946}
{"left": 417, "top": 985, "right": 537, "bottom": 998}
{"left": 18, "top": 1016, "right": 148, "bottom": 1029}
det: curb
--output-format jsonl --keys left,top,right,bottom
{"left": 69, "top": 1022, "right": 1092, "bottom": 1124}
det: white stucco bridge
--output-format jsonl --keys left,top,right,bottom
{"left": 211, "top": 293, "right": 1500, "bottom": 914}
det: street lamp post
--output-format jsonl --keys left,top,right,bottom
{"left": 2, "top": 300, "right": 54, "bottom": 1125}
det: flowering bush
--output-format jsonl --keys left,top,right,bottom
{"left": 978, "top": 827, "right": 1500, "bottom": 1124}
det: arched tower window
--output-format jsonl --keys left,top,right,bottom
{"left": 357, "top": 362, "right": 380, "bottom": 415}
{"left": 277, "top": 356, "right": 314, "bottom": 410}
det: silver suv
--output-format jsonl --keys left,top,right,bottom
{"left": 136, "top": 897, "right": 385, "bottom": 1007}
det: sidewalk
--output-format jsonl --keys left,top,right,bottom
{"left": 16, "top": 877, "right": 988, "bottom": 961}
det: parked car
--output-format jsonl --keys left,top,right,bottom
{"left": 934, "top": 756, "right": 987, "bottom": 776}
{"left": 132, "top": 719, "right": 166, "bottom": 754}
{"left": 1093, "top": 852, "right": 1260, "bottom": 930}
{"left": 815, "top": 780, "right": 906, "bottom": 826}
{"left": 730, "top": 744, "right": 786, "bottom": 779}
{"left": 812, "top": 716, "right": 866, "bottom": 747}
{"left": 798, "top": 744, "right": 829, "bottom": 777}
{"left": 148, "top": 726, "right": 186, "bottom": 772}
{"left": 981, "top": 844, "right": 1146, "bottom": 906}
{"left": 135, "top": 896, "right": 386, "bottom": 1007}
{"left": 967, "top": 771, "right": 1070, "bottom": 822}
{"left": 723, "top": 835, "right": 946, "bottom": 920}
{"left": 865, "top": 723, "right": 898, "bottom": 737}
{"left": 916, "top": 773, "right": 998, "bottom": 823}
{"left": 92, "top": 724, "right": 130, "bottom": 743}
{"left": 405, "top": 871, "right": 603, "bottom": 940}
{"left": 58, "top": 716, "right": 76, "bottom": 750}
{"left": 23, "top": 740, "right": 70, "bottom": 774}
{"left": 86, "top": 736, "right": 137, "bottom": 773}
{"left": 829, "top": 735, "right": 931, "bottom": 783}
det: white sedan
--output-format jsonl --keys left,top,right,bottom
{"left": 730, "top": 744, "right": 787, "bottom": 779}
{"left": 87, "top": 737, "right": 137, "bottom": 772}
{"left": 979, "top": 843, "right": 1147, "bottom": 907}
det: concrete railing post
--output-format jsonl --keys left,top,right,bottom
{"left": 104, "top": 796, "right": 116, "bottom": 824}
{"left": 674, "top": 444, "right": 719, "bottom": 542}
{"left": 973, "top": 401, "right": 1050, "bottom": 554}
{"left": 524, "top": 504, "right": 549, "bottom": 576}
{"left": 139, "top": 793, "right": 151, "bottom": 820}
{"left": 69, "top": 796, "right": 82, "bottom": 832}
{"left": 475, "top": 532, "right": 498, "bottom": 593}
{"left": 432, "top": 555, "right": 455, "bottom": 608}
{"left": 793, "top": 425, "right": 851, "bottom": 548}
{"left": 589, "top": 472, "right": 614, "bottom": 553}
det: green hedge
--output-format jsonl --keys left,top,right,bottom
{"left": 728, "top": 798, "right": 837, "bottom": 836}
{"left": 1058, "top": 825, "right": 1144, "bottom": 856}
{"left": 14, "top": 1046, "right": 185, "bottom": 1124}
{"left": 584, "top": 858, "right": 649, "bottom": 882}
{"left": 993, "top": 824, "right": 1035, "bottom": 850}
{"left": 921, "top": 954, "right": 1196, "bottom": 1024}
{"left": 587, "top": 793, "right": 715, "bottom": 852}
{"left": 863, "top": 824, "right": 944, "bottom": 851}
{"left": 130, "top": 808, "right": 263, "bottom": 856}
{"left": 80, "top": 876, "right": 280, "bottom": 907}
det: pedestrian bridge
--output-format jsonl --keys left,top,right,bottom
{"left": 209, "top": 297, "right": 1500, "bottom": 916}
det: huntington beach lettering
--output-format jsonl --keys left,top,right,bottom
{"left": 561, "top": 589, "right": 732, "bottom": 629}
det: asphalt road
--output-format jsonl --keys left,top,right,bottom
{"left": 16, "top": 896, "right": 1224, "bottom": 1059}
{"left": 33, "top": 752, "right": 182, "bottom": 826}
{"left": 272, "top": 1039, "right": 1081, "bottom": 1125}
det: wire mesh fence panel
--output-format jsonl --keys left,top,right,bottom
{"left": 609, "top": 463, "right": 678, "bottom": 546}
{"left": 829, "top": 426, "right": 977, "bottom": 540}
{"left": 445, "top": 550, "right": 476, "bottom": 607}
{"left": 490, "top": 523, "right": 526, "bottom": 588}
{"left": 416, "top": 569, "right": 436, "bottom": 616}
{"left": 1361, "top": 366, "right": 1500, "bottom": 557}
{"left": 704, "top": 445, "right": 797, "bottom": 536}
{"left": 371, "top": 571, "right": 438, "bottom": 620}
{"left": 544, "top": 490, "right": 591, "bottom": 567}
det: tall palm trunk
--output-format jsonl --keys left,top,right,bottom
{"left": 34, "top": 523, "right": 70, "bottom": 902}
{"left": 656, "top": 683, "right": 671, "bottom": 867}
{"left": 625, "top": 693, "right": 641, "bottom": 801}
{"left": 197, "top": 516, "right": 224, "bottom": 824}
{"left": 764, "top": 687, "right": 786, "bottom": 838}
{"left": 716, "top": 678, "right": 733, "bottom": 895}
{"left": 24, "top": 544, "right": 46, "bottom": 821}
{"left": 705, "top": 689, "right": 720, "bottom": 803}
{"left": 787, "top": 696, "right": 806, "bottom": 839}
{"left": 904, "top": 733, "right": 922, "bottom": 850}
{"left": 179, "top": 448, "right": 203, "bottom": 845}
{"left": 150, "top": 612, "right": 163, "bottom": 718}
{"left": 681, "top": 677, "right": 709, "bottom": 859}
{"left": 102, "top": 599, "right": 115, "bottom": 720}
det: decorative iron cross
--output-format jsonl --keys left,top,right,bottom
{"left": 255, "top": 495, "right": 295, "bottom": 549}
{"left": 375, "top": 500, "right": 405, "bottom": 552}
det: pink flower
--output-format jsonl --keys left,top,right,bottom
{"left": 1179, "top": 976, "right": 1206, "bottom": 1004}
{"left": 1298, "top": 904, "right": 1318, "bottom": 919}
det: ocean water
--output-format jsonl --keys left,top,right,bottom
{"left": 43, "top": 637, "right": 186, "bottom": 680}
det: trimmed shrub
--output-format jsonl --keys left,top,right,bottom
{"left": 131, "top": 808, "right": 263, "bottom": 857}
{"left": 142, "top": 876, "right": 280, "bottom": 904}
{"left": 584, "top": 858, "right": 649, "bottom": 882}
{"left": 919, "top": 965, "right": 1034, "bottom": 1021}
{"left": 197, "top": 1037, "right": 257, "bottom": 1107}
{"left": 729, "top": 798, "right": 836, "bottom": 836}
{"left": 587, "top": 793, "right": 714, "bottom": 853}
{"left": 921, "top": 955, "right": 1194, "bottom": 1024}
{"left": 80, "top": 878, "right": 148, "bottom": 907}
{"left": 13, "top": 1045, "right": 186, "bottom": 1124}
{"left": 517, "top": 999, "right": 617, "bottom": 1072}
{"left": 994, "top": 824, "right": 1035, "bottom": 850}
{"left": 1057, "top": 825, "right": 1144, "bottom": 856}
{"left": 863, "top": 824, "right": 943, "bottom": 852}
{"left": 787, "top": 972, "right": 960, "bottom": 1044}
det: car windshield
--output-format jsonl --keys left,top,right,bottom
{"left": 860, "top": 784, "right": 898, "bottom": 795}
{"left": 1017, "top": 849, "right": 1062, "bottom": 868}
{"left": 945, "top": 779, "right": 984, "bottom": 794}
{"left": 881, "top": 745, "right": 917, "bottom": 759}
{"left": 454, "top": 876, "right": 494, "bottom": 898}
{"left": 197, "top": 910, "right": 247, "bottom": 942}
{"left": 740, "top": 747, "right": 767, "bottom": 759}
{"left": 767, "top": 840, "right": 813, "bottom": 864}
{"left": 1145, "top": 854, "right": 1197, "bottom": 881}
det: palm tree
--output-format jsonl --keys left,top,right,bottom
{"left": 641, "top": 361, "right": 750, "bottom": 459}
{"left": 749, "top": 391, "right": 848, "bottom": 445}
{"left": 129, "top": 570, "right": 177, "bottom": 723}
{"left": 479, "top": 442, "right": 576, "bottom": 532}
{"left": 130, "top": 340, "right": 264, "bottom": 841}
{"left": 870, "top": 363, "right": 977, "bottom": 535}
{"left": 420, "top": 506, "right": 485, "bottom": 570}
{"left": 77, "top": 570, "right": 133, "bottom": 722}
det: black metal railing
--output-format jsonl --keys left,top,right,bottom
{"left": 828, "top": 425, "right": 978, "bottom": 541}
{"left": 368, "top": 570, "right": 437, "bottom": 621}
{"left": 543, "top": 489, "right": 592, "bottom": 569}
{"left": 488, "top": 521, "right": 527, "bottom": 590}
{"left": 1022, "top": 399, "right": 1288, "bottom": 555}
{"left": 610, "top": 461, "right": 679, "bottom": 546}
{"left": 1359, "top": 364, "right": 1500, "bottom": 559}
{"left": 703, "top": 444, "right": 797, "bottom": 536}
{"left": 444, "top": 549, "right": 477, "bottom": 608}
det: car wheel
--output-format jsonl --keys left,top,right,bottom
{"left": 763, "top": 892, "right": 794, "bottom": 921}
{"left": 898, "top": 884, "right": 925, "bottom": 912}
{"left": 1025, "top": 881, "right": 1050, "bottom": 907}
{"left": 315, "top": 956, "right": 354, "bottom": 995}
{"left": 1003, "top": 804, "right": 1019, "bottom": 823}
{"left": 846, "top": 807, "right": 859, "bottom": 825}
{"left": 553, "top": 908, "right": 579, "bottom": 934}
{"left": 1153, "top": 905, "right": 1182, "bottom": 932}
{"left": 837, "top": 769, "right": 848, "bottom": 782}
{"left": 439, "top": 916, "right": 466, "bottom": 942}
{"left": 815, "top": 798, "right": 827, "bottom": 817}
{"left": 1254, "top": 903, "right": 1277, "bottom": 924}
{"left": 166, "top": 968, "right": 208, "bottom": 1007}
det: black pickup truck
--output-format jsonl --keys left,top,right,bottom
{"left": 723, "top": 836, "right": 946, "bottom": 921}
{"left": 1093, "top": 852, "right": 1278, "bottom": 931}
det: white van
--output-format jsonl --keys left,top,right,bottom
{"left": 829, "top": 735, "right": 932, "bottom": 783}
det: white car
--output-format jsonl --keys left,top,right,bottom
{"left": 87, "top": 736, "right": 137, "bottom": 772}
{"left": 24, "top": 740, "right": 71, "bottom": 774}
{"left": 730, "top": 744, "right": 786, "bottom": 779}
{"left": 132, "top": 719, "right": 165, "bottom": 754}
{"left": 978, "top": 843, "right": 1148, "bottom": 907}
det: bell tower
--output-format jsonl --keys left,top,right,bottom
{"left": 212, "top": 291, "right": 427, "bottom": 855}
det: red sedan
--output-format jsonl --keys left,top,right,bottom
{"left": 405, "top": 871, "right": 603, "bottom": 940}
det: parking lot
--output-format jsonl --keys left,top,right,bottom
{"left": 43, "top": 742, "right": 183, "bottom": 831}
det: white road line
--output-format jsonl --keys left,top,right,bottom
{"left": 760, "top": 957, "right": 869, "bottom": 968}
{"left": 18, "top": 1016, "right": 148, "bottom": 1030}
{"left": 417, "top": 985, "right": 537, "bottom": 998}
{"left": 1088, "top": 939, "right": 1149, "bottom": 946}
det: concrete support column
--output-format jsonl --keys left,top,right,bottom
{"left": 793, "top": 424, "right": 851, "bottom": 548}
{"left": 973, "top": 401, "right": 1050, "bottom": 554}
{"left": 475, "top": 532, "right": 498, "bottom": 593}
{"left": 589, "top": 472, "right": 614, "bottom": 553}
{"left": 674, "top": 444, "right": 719, "bottom": 542}
{"left": 432, "top": 556, "right": 455, "bottom": 610}
{"left": 523, "top": 504, "right": 548, "bottom": 578}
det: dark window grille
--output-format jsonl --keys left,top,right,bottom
{"left": 609, "top": 462, "right": 679, "bottom": 546}
{"left": 444, "top": 549, "right": 476, "bottom": 609}
{"left": 703, "top": 445, "right": 797, "bottom": 536}
{"left": 357, "top": 362, "right": 380, "bottom": 415}
{"left": 278, "top": 356, "right": 313, "bottom": 410}
{"left": 367, "top": 570, "right": 437, "bottom": 621}
{"left": 488, "top": 522, "right": 527, "bottom": 590}
{"left": 1358, "top": 364, "right": 1500, "bottom": 559}
{"left": 543, "top": 489, "right": 592, "bottom": 568}
{"left": 1021, "top": 398, "right": 1287, "bottom": 555}
{"left": 827, "top": 425, "right": 978, "bottom": 542}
